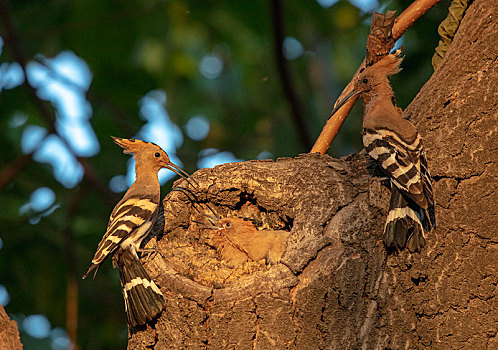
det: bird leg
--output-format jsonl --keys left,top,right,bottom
{"left": 137, "top": 246, "right": 159, "bottom": 263}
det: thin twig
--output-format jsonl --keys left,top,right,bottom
{"left": 63, "top": 188, "right": 85, "bottom": 350}
{"left": 0, "top": 142, "right": 117, "bottom": 206}
{"left": 310, "top": 0, "right": 442, "bottom": 155}
{"left": 270, "top": 0, "right": 312, "bottom": 150}
{"left": 0, "top": 153, "right": 33, "bottom": 190}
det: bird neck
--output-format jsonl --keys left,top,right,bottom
{"left": 362, "top": 82, "right": 395, "bottom": 112}
{"left": 134, "top": 162, "right": 160, "bottom": 191}
{"left": 235, "top": 223, "right": 257, "bottom": 238}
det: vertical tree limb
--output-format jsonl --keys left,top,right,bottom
{"left": 0, "top": 304, "right": 22, "bottom": 350}
{"left": 270, "top": 0, "right": 312, "bottom": 150}
{"left": 63, "top": 188, "right": 85, "bottom": 350}
{"left": 310, "top": 0, "right": 441, "bottom": 155}
{"left": 128, "top": 1, "right": 497, "bottom": 347}
{"left": 0, "top": 154, "right": 33, "bottom": 191}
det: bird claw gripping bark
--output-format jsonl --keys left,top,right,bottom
{"left": 137, "top": 246, "right": 159, "bottom": 264}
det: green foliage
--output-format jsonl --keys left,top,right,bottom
{"left": 0, "top": 0, "right": 450, "bottom": 348}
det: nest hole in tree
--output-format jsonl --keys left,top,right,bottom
{"left": 155, "top": 189, "right": 294, "bottom": 289}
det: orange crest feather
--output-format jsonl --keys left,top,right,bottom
{"left": 111, "top": 136, "right": 149, "bottom": 154}
{"left": 373, "top": 50, "right": 403, "bottom": 77}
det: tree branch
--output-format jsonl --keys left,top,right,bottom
{"left": 0, "top": 153, "right": 33, "bottom": 191}
{"left": 310, "top": 0, "right": 441, "bottom": 155}
{"left": 63, "top": 188, "right": 85, "bottom": 350}
{"left": 270, "top": 0, "right": 312, "bottom": 150}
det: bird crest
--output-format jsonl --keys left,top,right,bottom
{"left": 369, "top": 49, "right": 403, "bottom": 77}
{"left": 112, "top": 136, "right": 157, "bottom": 155}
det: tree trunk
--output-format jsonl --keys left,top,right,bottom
{"left": 129, "top": 0, "right": 497, "bottom": 348}
{"left": 0, "top": 304, "right": 22, "bottom": 350}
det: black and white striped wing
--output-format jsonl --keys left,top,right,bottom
{"left": 363, "top": 128, "right": 427, "bottom": 209}
{"left": 82, "top": 195, "right": 158, "bottom": 278}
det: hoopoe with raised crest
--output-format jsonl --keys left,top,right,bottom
{"left": 82, "top": 136, "right": 193, "bottom": 327}
{"left": 331, "top": 50, "right": 436, "bottom": 252}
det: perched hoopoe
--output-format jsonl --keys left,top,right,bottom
{"left": 331, "top": 50, "right": 436, "bottom": 252}
{"left": 82, "top": 136, "right": 192, "bottom": 327}
{"left": 208, "top": 216, "right": 289, "bottom": 267}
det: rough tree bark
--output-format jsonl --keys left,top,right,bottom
{"left": 0, "top": 304, "right": 22, "bottom": 350}
{"left": 129, "top": 0, "right": 497, "bottom": 348}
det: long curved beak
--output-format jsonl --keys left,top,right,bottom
{"left": 165, "top": 162, "right": 199, "bottom": 187}
{"left": 200, "top": 213, "right": 220, "bottom": 227}
{"left": 329, "top": 89, "right": 361, "bottom": 117}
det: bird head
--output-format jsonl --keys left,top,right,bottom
{"left": 330, "top": 50, "right": 403, "bottom": 114}
{"left": 198, "top": 214, "right": 256, "bottom": 234}
{"left": 111, "top": 136, "right": 191, "bottom": 180}
{"left": 217, "top": 217, "right": 257, "bottom": 237}
{"left": 353, "top": 50, "right": 403, "bottom": 92}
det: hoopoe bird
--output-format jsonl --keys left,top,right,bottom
{"left": 82, "top": 136, "right": 192, "bottom": 327}
{"left": 330, "top": 50, "right": 436, "bottom": 252}
{"left": 208, "top": 216, "right": 289, "bottom": 267}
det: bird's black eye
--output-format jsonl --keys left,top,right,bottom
{"left": 154, "top": 152, "right": 160, "bottom": 158}
{"left": 362, "top": 78, "right": 368, "bottom": 84}
{"left": 225, "top": 222, "right": 231, "bottom": 228}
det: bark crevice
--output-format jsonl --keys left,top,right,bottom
{"left": 129, "top": 0, "right": 497, "bottom": 348}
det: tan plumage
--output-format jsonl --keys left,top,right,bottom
{"left": 82, "top": 136, "right": 192, "bottom": 327}
{"left": 211, "top": 217, "right": 289, "bottom": 267}
{"left": 331, "top": 51, "right": 435, "bottom": 252}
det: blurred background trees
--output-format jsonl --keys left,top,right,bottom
{"left": 0, "top": 0, "right": 450, "bottom": 348}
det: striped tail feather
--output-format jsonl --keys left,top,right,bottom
{"left": 117, "top": 248, "right": 164, "bottom": 327}
{"left": 384, "top": 185, "right": 426, "bottom": 252}
{"left": 421, "top": 151, "right": 436, "bottom": 231}
{"left": 420, "top": 195, "right": 436, "bottom": 233}
{"left": 426, "top": 202, "right": 436, "bottom": 231}
{"left": 82, "top": 262, "right": 99, "bottom": 280}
